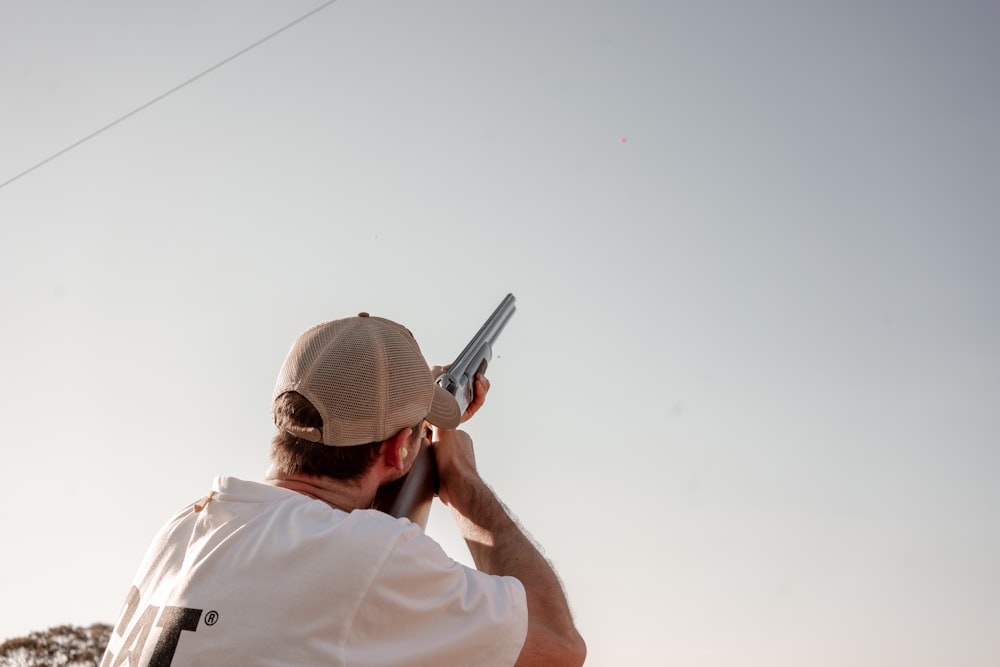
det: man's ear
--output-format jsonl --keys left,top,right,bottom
{"left": 384, "top": 427, "right": 413, "bottom": 471}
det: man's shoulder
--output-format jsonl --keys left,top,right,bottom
{"left": 340, "top": 509, "right": 430, "bottom": 553}
{"left": 212, "top": 476, "right": 422, "bottom": 547}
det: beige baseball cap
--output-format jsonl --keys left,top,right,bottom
{"left": 272, "top": 313, "right": 462, "bottom": 447}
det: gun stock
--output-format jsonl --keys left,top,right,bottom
{"left": 372, "top": 294, "right": 516, "bottom": 527}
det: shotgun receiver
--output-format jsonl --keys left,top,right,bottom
{"left": 373, "top": 293, "right": 517, "bottom": 527}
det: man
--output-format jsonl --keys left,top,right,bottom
{"left": 101, "top": 312, "right": 586, "bottom": 667}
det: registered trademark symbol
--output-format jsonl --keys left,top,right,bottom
{"left": 204, "top": 611, "right": 219, "bottom": 626}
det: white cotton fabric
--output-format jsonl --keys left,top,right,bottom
{"left": 104, "top": 476, "right": 528, "bottom": 667}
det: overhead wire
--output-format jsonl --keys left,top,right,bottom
{"left": 0, "top": 0, "right": 340, "bottom": 192}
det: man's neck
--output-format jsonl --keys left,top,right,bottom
{"left": 264, "top": 467, "right": 380, "bottom": 512}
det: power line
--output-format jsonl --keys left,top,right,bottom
{"left": 0, "top": 0, "right": 340, "bottom": 192}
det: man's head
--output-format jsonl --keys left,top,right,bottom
{"left": 269, "top": 313, "right": 460, "bottom": 479}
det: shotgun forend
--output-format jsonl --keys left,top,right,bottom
{"left": 435, "top": 293, "right": 516, "bottom": 413}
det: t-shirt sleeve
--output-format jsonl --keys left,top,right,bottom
{"left": 346, "top": 520, "right": 529, "bottom": 667}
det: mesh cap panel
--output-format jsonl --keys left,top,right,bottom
{"left": 273, "top": 314, "right": 458, "bottom": 447}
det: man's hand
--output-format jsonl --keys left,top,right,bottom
{"left": 429, "top": 427, "right": 476, "bottom": 510}
{"left": 431, "top": 368, "right": 490, "bottom": 422}
{"left": 460, "top": 373, "right": 490, "bottom": 422}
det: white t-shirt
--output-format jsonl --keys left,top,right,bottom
{"left": 101, "top": 476, "right": 528, "bottom": 667}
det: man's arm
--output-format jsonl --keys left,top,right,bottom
{"left": 434, "top": 428, "right": 587, "bottom": 667}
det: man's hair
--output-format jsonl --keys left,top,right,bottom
{"left": 270, "top": 392, "right": 383, "bottom": 481}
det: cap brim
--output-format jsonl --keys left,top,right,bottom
{"left": 426, "top": 385, "right": 462, "bottom": 429}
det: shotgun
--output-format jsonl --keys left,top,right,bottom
{"left": 373, "top": 293, "right": 517, "bottom": 527}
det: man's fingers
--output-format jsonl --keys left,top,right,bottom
{"left": 461, "top": 374, "right": 490, "bottom": 422}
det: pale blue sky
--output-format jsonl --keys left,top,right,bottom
{"left": 2, "top": 2, "right": 999, "bottom": 665}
